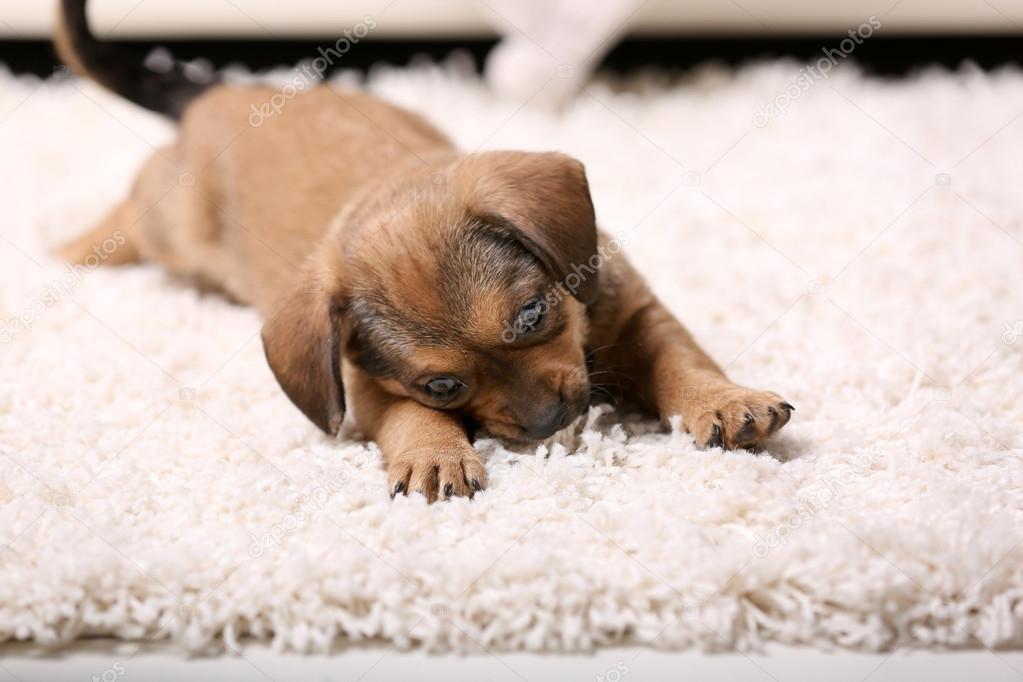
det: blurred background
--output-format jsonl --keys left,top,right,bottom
{"left": 1, "top": 0, "right": 1022, "bottom": 87}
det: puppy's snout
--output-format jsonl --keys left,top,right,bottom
{"left": 523, "top": 400, "right": 570, "bottom": 440}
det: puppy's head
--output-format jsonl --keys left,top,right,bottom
{"left": 262, "top": 151, "right": 597, "bottom": 442}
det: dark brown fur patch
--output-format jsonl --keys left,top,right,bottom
{"left": 56, "top": 0, "right": 216, "bottom": 120}
{"left": 262, "top": 280, "right": 346, "bottom": 435}
{"left": 345, "top": 218, "right": 548, "bottom": 380}
{"left": 455, "top": 152, "right": 600, "bottom": 304}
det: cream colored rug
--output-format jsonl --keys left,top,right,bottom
{"left": 1, "top": 58, "right": 1022, "bottom": 653}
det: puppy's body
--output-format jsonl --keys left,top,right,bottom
{"left": 56, "top": 0, "right": 794, "bottom": 501}
{"left": 84, "top": 87, "right": 453, "bottom": 313}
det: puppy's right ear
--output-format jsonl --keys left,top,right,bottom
{"left": 261, "top": 282, "right": 346, "bottom": 436}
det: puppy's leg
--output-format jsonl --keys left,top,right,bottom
{"left": 347, "top": 369, "right": 486, "bottom": 502}
{"left": 606, "top": 301, "right": 793, "bottom": 450}
{"left": 377, "top": 401, "right": 487, "bottom": 502}
{"left": 55, "top": 200, "right": 141, "bottom": 266}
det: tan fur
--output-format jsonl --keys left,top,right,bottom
{"left": 59, "top": 84, "right": 793, "bottom": 502}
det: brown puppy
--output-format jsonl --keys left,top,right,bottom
{"left": 55, "top": 0, "right": 794, "bottom": 502}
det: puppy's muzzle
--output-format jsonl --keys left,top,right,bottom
{"left": 522, "top": 399, "right": 572, "bottom": 440}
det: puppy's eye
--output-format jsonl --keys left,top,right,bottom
{"left": 424, "top": 376, "right": 465, "bottom": 403}
{"left": 514, "top": 297, "right": 546, "bottom": 334}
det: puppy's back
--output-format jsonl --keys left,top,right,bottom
{"left": 163, "top": 86, "right": 455, "bottom": 310}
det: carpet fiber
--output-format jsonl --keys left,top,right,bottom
{"left": 1, "top": 58, "right": 1022, "bottom": 654}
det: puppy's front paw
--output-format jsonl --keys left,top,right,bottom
{"left": 681, "top": 384, "right": 794, "bottom": 451}
{"left": 387, "top": 445, "right": 487, "bottom": 503}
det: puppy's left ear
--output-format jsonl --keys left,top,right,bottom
{"left": 461, "top": 151, "right": 599, "bottom": 305}
{"left": 261, "top": 279, "right": 346, "bottom": 436}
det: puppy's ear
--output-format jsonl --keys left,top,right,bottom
{"left": 261, "top": 280, "right": 345, "bottom": 436}
{"left": 460, "top": 151, "right": 599, "bottom": 305}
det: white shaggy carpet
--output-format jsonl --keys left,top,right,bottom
{"left": 1, "top": 57, "right": 1022, "bottom": 655}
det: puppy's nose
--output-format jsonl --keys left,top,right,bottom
{"left": 524, "top": 401, "right": 570, "bottom": 440}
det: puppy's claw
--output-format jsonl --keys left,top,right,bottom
{"left": 706, "top": 424, "right": 723, "bottom": 449}
{"left": 681, "top": 386, "right": 793, "bottom": 451}
{"left": 388, "top": 447, "right": 486, "bottom": 503}
{"left": 734, "top": 414, "right": 758, "bottom": 447}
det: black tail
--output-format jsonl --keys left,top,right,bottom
{"left": 54, "top": 0, "right": 216, "bottom": 120}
